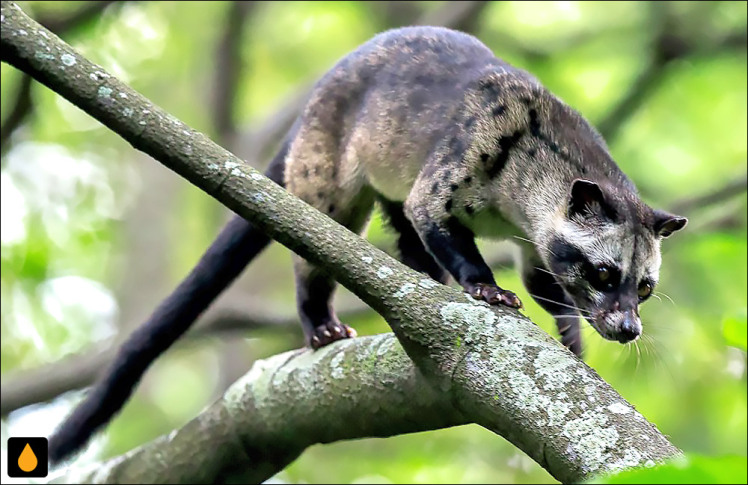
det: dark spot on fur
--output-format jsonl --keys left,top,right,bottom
{"left": 492, "top": 105, "right": 506, "bottom": 117}
{"left": 520, "top": 96, "right": 532, "bottom": 106}
{"left": 465, "top": 205, "right": 474, "bottom": 215}
{"left": 408, "top": 88, "right": 429, "bottom": 111}
{"left": 464, "top": 176, "right": 472, "bottom": 185}
{"left": 441, "top": 170, "right": 451, "bottom": 182}
{"left": 302, "top": 168, "right": 309, "bottom": 178}
{"left": 479, "top": 80, "right": 501, "bottom": 96}
{"left": 487, "top": 130, "right": 524, "bottom": 179}
{"left": 480, "top": 153, "right": 490, "bottom": 163}
{"left": 431, "top": 181, "right": 439, "bottom": 194}
{"left": 414, "top": 74, "right": 435, "bottom": 88}
{"left": 317, "top": 191, "right": 324, "bottom": 199}
{"left": 529, "top": 109, "right": 541, "bottom": 137}
{"left": 450, "top": 184, "right": 458, "bottom": 192}
{"left": 445, "top": 199, "right": 453, "bottom": 212}
{"left": 328, "top": 204, "right": 335, "bottom": 213}
{"left": 448, "top": 136, "right": 466, "bottom": 158}
{"left": 464, "top": 116, "right": 476, "bottom": 130}
{"left": 527, "top": 148, "right": 536, "bottom": 157}
{"left": 548, "top": 141, "right": 560, "bottom": 153}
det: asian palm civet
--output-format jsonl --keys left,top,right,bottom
{"left": 48, "top": 26, "right": 687, "bottom": 463}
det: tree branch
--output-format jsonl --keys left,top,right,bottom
{"left": 1, "top": 3, "right": 681, "bottom": 482}
{"left": 669, "top": 172, "right": 747, "bottom": 216}
{"left": 211, "top": 1, "right": 253, "bottom": 147}
{"left": 596, "top": 3, "right": 747, "bottom": 141}
{"left": 0, "top": 308, "right": 306, "bottom": 416}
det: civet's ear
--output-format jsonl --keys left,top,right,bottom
{"left": 567, "top": 179, "right": 617, "bottom": 221}
{"left": 653, "top": 209, "right": 688, "bottom": 238}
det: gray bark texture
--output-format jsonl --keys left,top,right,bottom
{"left": 1, "top": 2, "right": 681, "bottom": 483}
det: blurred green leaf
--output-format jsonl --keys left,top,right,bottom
{"left": 723, "top": 311, "right": 748, "bottom": 351}
{"left": 590, "top": 454, "right": 748, "bottom": 484}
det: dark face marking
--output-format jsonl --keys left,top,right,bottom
{"left": 527, "top": 148, "right": 536, "bottom": 157}
{"left": 441, "top": 170, "right": 452, "bottom": 182}
{"left": 431, "top": 181, "right": 439, "bottom": 194}
{"left": 317, "top": 191, "right": 324, "bottom": 199}
{"left": 463, "top": 176, "right": 472, "bottom": 185}
{"left": 486, "top": 130, "right": 524, "bottom": 179}
{"left": 445, "top": 199, "right": 453, "bottom": 212}
{"left": 547, "top": 236, "right": 586, "bottom": 276}
{"left": 465, "top": 204, "right": 474, "bottom": 215}
{"left": 480, "top": 153, "right": 490, "bottom": 163}
{"left": 302, "top": 168, "right": 310, "bottom": 178}
{"left": 328, "top": 204, "right": 335, "bottom": 213}
{"left": 493, "top": 105, "right": 506, "bottom": 117}
{"left": 465, "top": 116, "right": 476, "bottom": 130}
{"left": 450, "top": 183, "right": 458, "bottom": 192}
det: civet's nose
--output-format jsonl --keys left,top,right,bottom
{"left": 616, "top": 310, "right": 640, "bottom": 343}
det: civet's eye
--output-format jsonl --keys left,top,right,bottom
{"left": 638, "top": 280, "right": 653, "bottom": 301}
{"left": 588, "top": 264, "right": 620, "bottom": 292}
{"left": 598, "top": 266, "right": 610, "bottom": 282}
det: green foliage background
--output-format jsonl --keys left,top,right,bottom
{"left": 1, "top": 1, "right": 746, "bottom": 483}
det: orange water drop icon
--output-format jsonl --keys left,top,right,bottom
{"left": 18, "top": 443, "right": 38, "bottom": 472}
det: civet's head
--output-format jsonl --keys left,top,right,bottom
{"left": 544, "top": 179, "right": 687, "bottom": 344}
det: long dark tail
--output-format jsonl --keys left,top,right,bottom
{"left": 48, "top": 145, "right": 288, "bottom": 464}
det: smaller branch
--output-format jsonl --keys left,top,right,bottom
{"left": 1, "top": 1, "right": 121, "bottom": 154}
{"left": 212, "top": 1, "right": 253, "bottom": 147}
{"left": 596, "top": 4, "right": 747, "bottom": 141}
{"left": 670, "top": 173, "right": 747, "bottom": 215}
{"left": 36, "top": 1, "right": 119, "bottom": 33}
{"left": 0, "top": 245, "right": 514, "bottom": 416}
{"left": 0, "top": 72, "right": 32, "bottom": 146}
{"left": 0, "top": 307, "right": 361, "bottom": 416}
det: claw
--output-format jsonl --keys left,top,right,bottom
{"left": 470, "top": 283, "right": 523, "bottom": 309}
{"left": 308, "top": 321, "right": 357, "bottom": 349}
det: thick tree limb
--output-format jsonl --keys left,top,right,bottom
{"left": 1, "top": 3, "right": 681, "bottom": 483}
{"left": 51, "top": 335, "right": 466, "bottom": 484}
